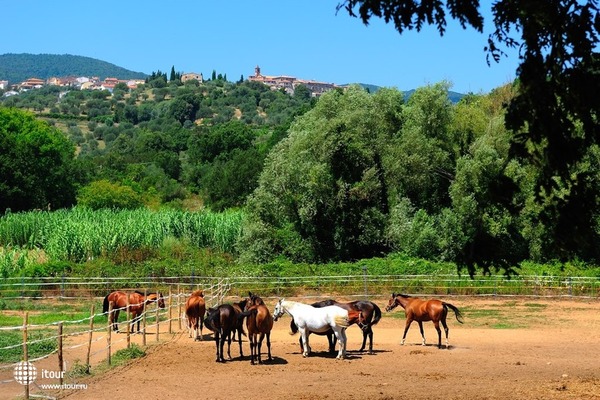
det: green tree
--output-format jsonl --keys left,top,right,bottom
{"left": 77, "top": 179, "right": 143, "bottom": 210}
{"left": 239, "top": 86, "right": 403, "bottom": 263}
{"left": 0, "top": 108, "right": 78, "bottom": 211}
{"left": 338, "top": 0, "right": 600, "bottom": 264}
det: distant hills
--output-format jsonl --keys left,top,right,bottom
{"left": 0, "top": 53, "right": 147, "bottom": 83}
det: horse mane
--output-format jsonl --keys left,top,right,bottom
{"left": 191, "top": 289, "right": 204, "bottom": 297}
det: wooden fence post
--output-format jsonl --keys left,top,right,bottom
{"left": 23, "top": 312, "right": 29, "bottom": 400}
{"left": 142, "top": 289, "right": 147, "bottom": 347}
{"left": 58, "top": 322, "right": 63, "bottom": 386}
{"left": 126, "top": 292, "right": 131, "bottom": 348}
{"left": 168, "top": 286, "right": 173, "bottom": 334}
{"left": 155, "top": 301, "right": 160, "bottom": 342}
{"left": 107, "top": 301, "right": 113, "bottom": 366}
{"left": 85, "top": 304, "right": 95, "bottom": 373}
{"left": 177, "top": 284, "right": 182, "bottom": 331}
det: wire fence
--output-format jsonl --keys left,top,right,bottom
{"left": 0, "top": 273, "right": 598, "bottom": 399}
{"left": 0, "top": 273, "right": 598, "bottom": 300}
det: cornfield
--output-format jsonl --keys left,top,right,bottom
{"left": 0, "top": 207, "right": 244, "bottom": 263}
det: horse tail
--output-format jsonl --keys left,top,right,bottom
{"left": 371, "top": 303, "right": 382, "bottom": 326}
{"left": 443, "top": 302, "right": 464, "bottom": 324}
{"left": 334, "top": 315, "right": 350, "bottom": 328}
{"left": 103, "top": 295, "right": 109, "bottom": 314}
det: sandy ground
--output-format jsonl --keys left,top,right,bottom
{"left": 3, "top": 297, "right": 599, "bottom": 400}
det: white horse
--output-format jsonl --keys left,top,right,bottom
{"left": 273, "top": 299, "right": 358, "bottom": 359}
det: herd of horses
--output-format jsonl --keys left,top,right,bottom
{"left": 102, "top": 289, "right": 464, "bottom": 364}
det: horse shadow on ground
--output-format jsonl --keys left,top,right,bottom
{"left": 289, "top": 350, "right": 365, "bottom": 360}
{"left": 402, "top": 343, "right": 462, "bottom": 351}
{"left": 234, "top": 355, "right": 288, "bottom": 365}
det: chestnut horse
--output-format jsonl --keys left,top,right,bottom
{"left": 291, "top": 299, "right": 381, "bottom": 354}
{"left": 203, "top": 304, "right": 237, "bottom": 362}
{"left": 185, "top": 290, "right": 206, "bottom": 341}
{"left": 386, "top": 293, "right": 464, "bottom": 349}
{"left": 103, "top": 290, "right": 165, "bottom": 333}
{"left": 241, "top": 292, "right": 273, "bottom": 365}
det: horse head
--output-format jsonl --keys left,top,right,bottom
{"left": 246, "top": 292, "right": 264, "bottom": 308}
{"left": 147, "top": 292, "right": 166, "bottom": 309}
{"left": 272, "top": 298, "right": 285, "bottom": 321}
{"left": 385, "top": 293, "right": 399, "bottom": 312}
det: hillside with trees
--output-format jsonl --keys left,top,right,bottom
{"left": 0, "top": 65, "right": 598, "bottom": 278}
{"left": 0, "top": 53, "right": 147, "bottom": 83}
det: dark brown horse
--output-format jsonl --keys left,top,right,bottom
{"left": 386, "top": 293, "right": 464, "bottom": 349}
{"left": 103, "top": 290, "right": 165, "bottom": 333}
{"left": 185, "top": 289, "right": 206, "bottom": 341}
{"left": 242, "top": 292, "right": 273, "bottom": 364}
{"left": 231, "top": 299, "right": 248, "bottom": 357}
{"left": 291, "top": 299, "right": 381, "bottom": 354}
{"left": 203, "top": 304, "right": 237, "bottom": 362}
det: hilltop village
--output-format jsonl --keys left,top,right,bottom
{"left": 0, "top": 65, "right": 341, "bottom": 97}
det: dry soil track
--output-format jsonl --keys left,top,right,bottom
{"left": 9, "top": 297, "right": 600, "bottom": 400}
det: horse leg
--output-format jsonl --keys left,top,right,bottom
{"left": 434, "top": 320, "right": 442, "bottom": 348}
{"left": 226, "top": 330, "right": 232, "bottom": 360}
{"left": 214, "top": 332, "right": 221, "bottom": 362}
{"left": 334, "top": 328, "right": 347, "bottom": 359}
{"left": 360, "top": 326, "right": 374, "bottom": 354}
{"left": 266, "top": 332, "right": 272, "bottom": 361}
{"left": 113, "top": 310, "right": 120, "bottom": 332}
{"left": 401, "top": 319, "right": 413, "bottom": 345}
{"left": 199, "top": 317, "right": 204, "bottom": 341}
{"left": 258, "top": 333, "right": 266, "bottom": 364}
{"left": 136, "top": 313, "right": 141, "bottom": 333}
{"left": 300, "top": 328, "right": 310, "bottom": 357}
{"left": 418, "top": 321, "right": 426, "bottom": 346}
{"left": 237, "top": 329, "right": 243, "bottom": 358}
{"left": 441, "top": 318, "right": 450, "bottom": 348}
{"left": 327, "top": 331, "right": 336, "bottom": 354}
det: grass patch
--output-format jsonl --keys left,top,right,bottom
{"left": 0, "top": 329, "right": 57, "bottom": 363}
{"left": 523, "top": 303, "right": 548, "bottom": 309}
{"left": 490, "top": 322, "right": 526, "bottom": 329}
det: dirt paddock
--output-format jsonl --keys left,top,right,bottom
{"left": 7, "top": 297, "right": 600, "bottom": 400}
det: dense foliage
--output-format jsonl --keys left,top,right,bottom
{"left": 1, "top": 63, "right": 598, "bottom": 276}
{"left": 337, "top": 0, "right": 600, "bottom": 265}
{"left": 0, "top": 108, "right": 80, "bottom": 211}
{"left": 240, "top": 84, "right": 600, "bottom": 275}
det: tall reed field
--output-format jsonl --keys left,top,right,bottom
{"left": 0, "top": 207, "right": 244, "bottom": 270}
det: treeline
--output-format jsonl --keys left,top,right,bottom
{"left": 0, "top": 78, "right": 598, "bottom": 276}
{"left": 0, "top": 53, "right": 147, "bottom": 83}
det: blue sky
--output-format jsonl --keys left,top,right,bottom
{"left": 3, "top": 1, "right": 520, "bottom": 94}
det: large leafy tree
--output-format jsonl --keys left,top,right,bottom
{"left": 239, "top": 86, "right": 403, "bottom": 263}
{"left": 338, "top": 0, "right": 600, "bottom": 263}
{"left": 0, "top": 108, "right": 78, "bottom": 211}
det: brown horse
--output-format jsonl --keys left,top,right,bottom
{"left": 241, "top": 292, "right": 273, "bottom": 365}
{"left": 203, "top": 304, "right": 237, "bottom": 362}
{"left": 185, "top": 290, "right": 206, "bottom": 341}
{"left": 103, "top": 290, "right": 165, "bottom": 333}
{"left": 386, "top": 293, "right": 464, "bottom": 349}
{"left": 291, "top": 299, "right": 379, "bottom": 354}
